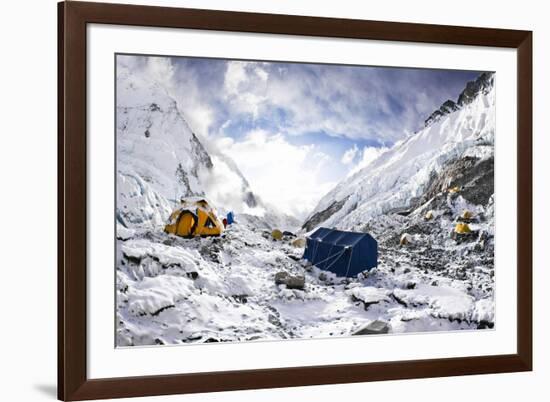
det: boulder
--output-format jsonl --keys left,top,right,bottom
{"left": 274, "top": 271, "right": 305, "bottom": 290}
{"left": 353, "top": 320, "right": 390, "bottom": 336}
{"left": 274, "top": 271, "right": 289, "bottom": 285}
{"left": 400, "top": 233, "right": 412, "bottom": 246}
{"left": 451, "top": 230, "right": 478, "bottom": 243}
{"left": 292, "top": 238, "right": 306, "bottom": 248}
{"left": 286, "top": 275, "right": 305, "bottom": 290}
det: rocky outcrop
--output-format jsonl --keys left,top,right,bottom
{"left": 457, "top": 72, "right": 494, "bottom": 107}
{"left": 424, "top": 72, "right": 494, "bottom": 128}
{"left": 424, "top": 99, "right": 459, "bottom": 127}
{"left": 302, "top": 197, "right": 349, "bottom": 232}
{"left": 419, "top": 156, "right": 494, "bottom": 207}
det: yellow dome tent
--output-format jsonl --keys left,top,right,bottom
{"left": 164, "top": 198, "right": 224, "bottom": 237}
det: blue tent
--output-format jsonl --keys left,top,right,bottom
{"left": 303, "top": 227, "right": 377, "bottom": 277}
{"left": 226, "top": 211, "right": 234, "bottom": 225}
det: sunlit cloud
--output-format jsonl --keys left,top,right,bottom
{"left": 215, "top": 129, "right": 336, "bottom": 219}
{"left": 341, "top": 145, "right": 359, "bottom": 165}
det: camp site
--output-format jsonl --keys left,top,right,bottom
{"left": 116, "top": 55, "right": 495, "bottom": 347}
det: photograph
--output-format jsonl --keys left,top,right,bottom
{"left": 115, "top": 54, "right": 495, "bottom": 347}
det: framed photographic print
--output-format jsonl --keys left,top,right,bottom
{"left": 58, "top": 1, "right": 532, "bottom": 400}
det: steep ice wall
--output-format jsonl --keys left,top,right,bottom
{"left": 304, "top": 73, "right": 495, "bottom": 232}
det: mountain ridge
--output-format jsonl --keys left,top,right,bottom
{"left": 302, "top": 72, "right": 495, "bottom": 232}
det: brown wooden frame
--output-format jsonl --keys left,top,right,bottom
{"left": 58, "top": 1, "right": 532, "bottom": 400}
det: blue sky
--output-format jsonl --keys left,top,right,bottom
{"left": 122, "top": 55, "right": 483, "bottom": 218}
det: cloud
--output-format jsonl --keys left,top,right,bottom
{"left": 121, "top": 55, "right": 483, "bottom": 147}
{"left": 341, "top": 145, "right": 359, "bottom": 165}
{"left": 222, "top": 61, "right": 270, "bottom": 119}
{"left": 216, "top": 60, "right": 478, "bottom": 146}
{"left": 216, "top": 129, "right": 336, "bottom": 219}
{"left": 198, "top": 154, "right": 266, "bottom": 216}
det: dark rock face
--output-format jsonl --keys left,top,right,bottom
{"left": 419, "top": 156, "right": 494, "bottom": 207}
{"left": 457, "top": 72, "right": 494, "bottom": 107}
{"left": 424, "top": 99, "right": 459, "bottom": 127}
{"left": 190, "top": 132, "right": 214, "bottom": 170}
{"left": 424, "top": 72, "right": 494, "bottom": 128}
{"left": 302, "top": 197, "right": 349, "bottom": 232}
{"left": 175, "top": 131, "right": 214, "bottom": 198}
{"left": 243, "top": 191, "right": 258, "bottom": 208}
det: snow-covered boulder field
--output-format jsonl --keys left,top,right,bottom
{"left": 117, "top": 222, "right": 492, "bottom": 346}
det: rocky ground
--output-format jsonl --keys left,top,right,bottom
{"left": 116, "top": 186, "right": 494, "bottom": 347}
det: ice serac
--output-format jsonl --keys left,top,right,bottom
{"left": 302, "top": 72, "right": 495, "bottom": 232}
{"left": 116, "top": 60, "right": 298, "bottom": 231}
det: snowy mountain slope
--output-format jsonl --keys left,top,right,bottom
{"left": 116, "top": 60, "right": 298, "bottom": 231}
{"left": 303, "top": 73, "right": 495, "bottom": 232}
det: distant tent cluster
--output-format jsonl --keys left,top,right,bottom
{"left": 303, "top": 227, "right": 378, "bottom": 277}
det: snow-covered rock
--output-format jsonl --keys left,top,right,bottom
{"left": 347, "top": 286, "right": 390, "bottom": 306}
